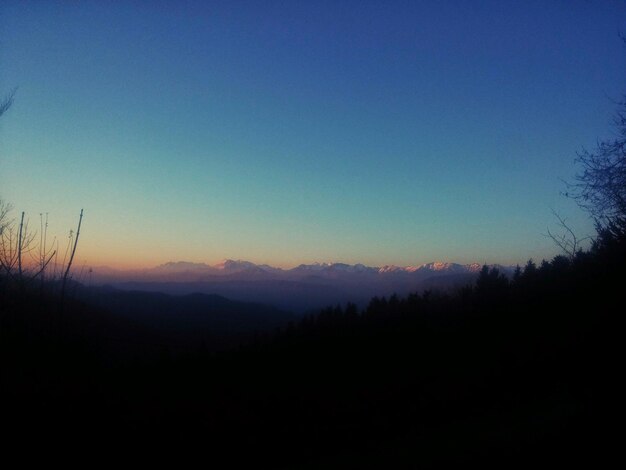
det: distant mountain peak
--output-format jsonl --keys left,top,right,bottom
{"left": 419, "top": 262, "right": 464, "bottom": 272}
{"left": 378, "top": 265, "right": 402, "bottom": 273}
{"left": 466, "top": 263, "right": 483, "bottom": 272}
{"left": 215, "top": 259, "right": 259, "bottom": 271}
{"left": 136, "top": 259, "right": 512, "bottom": 281}
{"left": 153, "top": 261, "right": 213, "bottom": 272}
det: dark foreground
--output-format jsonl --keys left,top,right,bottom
{"left": 1, "top": 243, "right": 621, "bottom": 467}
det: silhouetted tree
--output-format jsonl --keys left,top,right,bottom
{"left": 345, "top": 302, "right": 358, "bottom": 320}
{"left": 477, "top": 265, "right": 508, "bottom": 288}
{"left": 567, "top": 96, "right": 626, "bottom": 241}
{"left": 0, "top": 199, "right": 11, "bottom": 239}
{"left": 522, "top": 259, "right": 537, "bottom": 279}
{"left": 60, "top": 209, "right": 83, "bottom": 303}
{"left": 0, "top": 90, "right": 16, "bottom": 254}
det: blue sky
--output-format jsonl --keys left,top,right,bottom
{"left": 1, "top": 1, "right": 625, "bottom": 268}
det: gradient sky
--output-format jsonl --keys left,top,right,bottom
{"left": 1, "top": 1, "right": 625, "bottom": 269}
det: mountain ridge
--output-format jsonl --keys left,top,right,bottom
{"left": 85, "top": 260, "right": 515, "bottom": 313}
{"left": 94, "top": 259, "right": 514, "bottom": 280}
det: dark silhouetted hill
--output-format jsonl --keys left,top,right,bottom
{"left": 76, "top": 285, "right": 294, "bottom": 350}
{"left": 1, "top": 233, "right": 622, "bottom": 466}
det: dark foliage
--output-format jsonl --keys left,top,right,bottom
{"left": 1, "top": 230, "right": 624, "bottom": 466}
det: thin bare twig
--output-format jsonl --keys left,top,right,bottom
{"left": 17, "top": 211, "right": 24, "bottom": 277}
{"left": 544, "top": 209, "right": 592, "bottom": 259}
{"left": 60, "top": 209, "right": 84, "bottom": 305}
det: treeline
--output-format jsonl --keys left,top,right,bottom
{"left": 5, "top": 74, "right": 626, "bottom": 467}
{"left": 272, "top": 230, "right": 622, "bottom": 347}
{"left": 220, "top": 229, "right": 621, "bottom": 465}
{"left": 0, "top": 228, "right": 623, "bottom": 466}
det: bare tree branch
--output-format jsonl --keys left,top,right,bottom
{"left": 61, "top": 209, "right": 84, "bottom": 303}
{"left": 0, "top": 88, "right": 16, "bottom": 118}
{"left": 544, "top": 209, "right": 592, "bottom": 259}
{"left": 565, "top": 96, "right": 626, "bottom": 240}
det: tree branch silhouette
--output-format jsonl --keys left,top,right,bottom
{"left": 545, "top": 209, "right": 591, "bottom": 260}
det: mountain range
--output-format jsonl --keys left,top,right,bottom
{"left": 91, "top": 259, "right": 505, "bottom": 281}
{"left": 87, "top": 260, "right": 513, "bottom": 313}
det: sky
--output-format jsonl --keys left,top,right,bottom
{"left": 1, "top": 1, "right": 625, "bottom": 269}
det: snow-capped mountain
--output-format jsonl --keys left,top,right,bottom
{"left": 290, "top": 262, "right": 379, "bottom": 277}
{"left": 378, "top": 265, "right": 405, "bottom": 274}
{"left": 415, "top": 262, "right": 475, "bottom": 274}
{"left": 99, "top": 259, "right": 513, "bottom": 282}
{"left": 90, "top": 259, "right": 515, "bottom": 313}
{"left": 215, "top": 259, "right": 260, "bottom": 272}
{"left": 291, "top": 262, "right": 333, "bottom": 273}
{"left": 377, "top": 262, "right": 495, "bottom": 276}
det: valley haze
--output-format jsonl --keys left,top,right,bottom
{"left": 89, "top": 259, "right": 514, "bottom": 313}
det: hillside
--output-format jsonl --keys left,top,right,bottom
{"left": 1, "top": 236, "right": 622, "bottom": 465}
{"left": 77, "top": 285, "right": 294, "bottom": 352}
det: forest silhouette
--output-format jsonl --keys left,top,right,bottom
{"left": 1, "top": 91, "right": 625, "bottom": 467}
{"left": 1, "top": 206, "right": 623, "bottom": 466}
